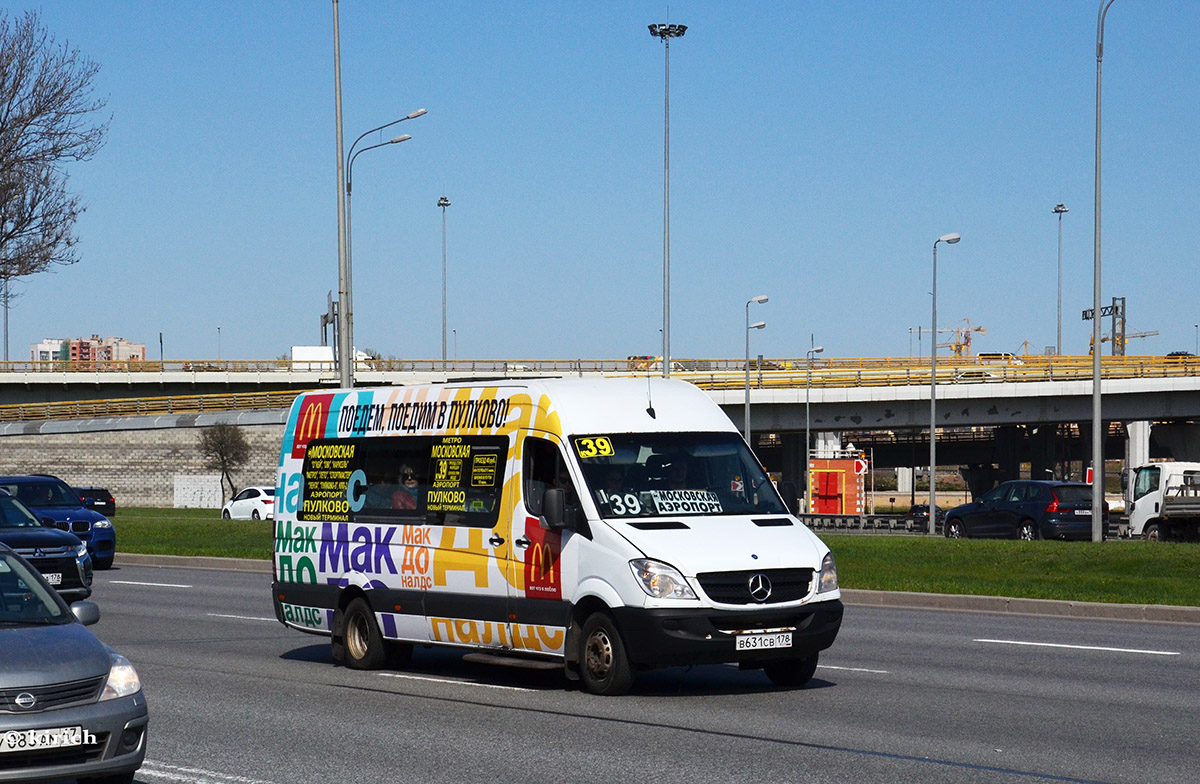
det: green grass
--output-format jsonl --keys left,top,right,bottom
{"left": 114, "top": 509, "right": 1200, "bottom": 607}
{"left": 117, "top": 507, "right": 273, "bottom": 560}
{"left": 826, "top": 535, "right": 1200, "bottom": 607}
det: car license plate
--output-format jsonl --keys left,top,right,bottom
{"left": 1075, "top": 509, "right": 1091, "bottom": 516}
{"left": 42, "top": 572, "right": 62, "bottom": 585}
{"left": 736, "top": 632, "right": 792, "bottom": 651}
{"left": 0, "top": 726, "right": 83, "bottom": 753}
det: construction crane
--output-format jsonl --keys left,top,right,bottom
{"left": 940, "top": 319, "right": 986, "bottom": 358}
{"left": 1101, "top": 329, "right": 1159, "bottom": 348}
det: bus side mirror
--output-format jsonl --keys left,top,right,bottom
{"left": 541, "top": 487, "right": 567, "bottom": 530}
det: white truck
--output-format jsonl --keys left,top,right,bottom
{"left": 1124, "top": 461, "right": 1200, "bottom": 541}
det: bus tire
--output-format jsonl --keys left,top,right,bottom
{"left": 579, "top": 612, "right": 634, "bottom": 696}
{"left": 342, "top": 597, "right": 387, "bottom": 670}
{"left": 764, "top": 653, "right": 820, "bottom": 689}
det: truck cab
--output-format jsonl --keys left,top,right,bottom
{"left": 1125, "top": 461, "right": 1200, "bottom": 541}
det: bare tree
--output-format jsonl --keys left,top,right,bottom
{"left": 0, "top": 10, "right": 109, "bottom": 355}
{"left": 199, "top": 423, "right": 252, "bottom": 503}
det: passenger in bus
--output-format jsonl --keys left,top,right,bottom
{"left": 391, "top": 465, "right": 420, "bottom": 510}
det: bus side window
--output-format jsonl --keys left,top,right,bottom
{"left": 524, "top": 438, "right": 558, "bottom": 516}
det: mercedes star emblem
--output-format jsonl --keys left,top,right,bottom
{"left": 748, "top": 573, "right": 773, "bottom": 602}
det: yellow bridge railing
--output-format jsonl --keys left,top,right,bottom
{"left": 0, "top": 354, "right": 1196, "bottom": 423}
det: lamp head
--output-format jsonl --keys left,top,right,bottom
{"left": 390, "top": 134, "right": 412, "bottom": 144}
{"left": 1053, "top": 203, "right": 1069, "bottom": 214}
{"left": 438, "top": 196, "right": 451, "bottom": 208}
{"left": 407, "top": 108, "right": 428, "bottom": 120}
{"left": 749, "top": 295, "right": 768, "bottom": 305}
{"left": 937, "top": 233, "right": 961, "bottom": 245}
{"left": 811, "top": 346, "right": 824, "bottom": 354}
{"left": 749, "top": 321, "right": 766, "bottom": 330}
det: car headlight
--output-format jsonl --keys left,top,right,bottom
{"left": 630, "top": 559, "right": 696, "bottom": 600}
{"left": 817, "top": 552, "right": 838, "bottom": 594}
{"left": 100, "top": 653, "right": 142, "bottom": 701}
{"left": 93, "top": 519, "right": 113, "bottom": 529}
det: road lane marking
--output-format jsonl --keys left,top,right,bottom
{"left": 139, "top": 760, "right": 283, "bottom": 784}
{"left": 378, "top": 672, "right": 535, "bottom": 692}
{"left": 818, "top": 664, "right": 891, "bottom": 674}
{"left": 110, "top": 579, "right": 192, "bottom": 588}
{"left": 208, "top": 613, "right": 276, "bottom": 622}
{"left": 975, "top": 638, "right": 1180, "bottom": 656}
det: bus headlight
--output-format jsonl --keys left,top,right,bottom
{"left": 630, "top": 559, "right": 697, "bottom": 600}
{"left": 817, "top": 552, "right": 838, "bottom": 594}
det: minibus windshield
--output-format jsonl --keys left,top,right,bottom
{"left": 572, "top": 431, "right": 787, "bottom": 519}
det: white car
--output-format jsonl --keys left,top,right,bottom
{"left": 221, "top": 486, "right": 275, "bottom": 520}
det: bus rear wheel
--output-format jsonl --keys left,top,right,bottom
{"left": 341, "top": 597, "right": 387, "bottom": 670}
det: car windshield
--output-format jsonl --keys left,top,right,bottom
{"left": 572, "top": 431, "right": 787, "bottom": 519}
{"left": 0, "top": 553, "right": 70, "bottom": 625}
{"left": 8, "top": 480, "right": 80, "bottom": 508}
{"left": 0, "top": 496, "right": 43, "bottom": 528}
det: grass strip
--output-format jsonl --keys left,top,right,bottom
{"left": 827, "top": 535, "right": 1200, "bottom": 607}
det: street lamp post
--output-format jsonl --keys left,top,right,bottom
{"left": 930, "top": 232, "right": 961, "bottom": 533}
{"left": 743, "top": 295, "right": 768, "bottom": 445}
{"left": 438, "top": 195, "right": 451, "bottom": 368}
{"left": 337, "top": 108, "right": 427, "bottom": 388}
{"left": 1092, "top": 0, "right": 1118, "bottom": 542}
{"left": 649, "top": 22, "right": 686, "bottom": 378}
{"left": 805, "top": 344, "right": 824, "bottom": 514}
{"left": 1053, "top": 203, "right": 1069, "bottom": 354}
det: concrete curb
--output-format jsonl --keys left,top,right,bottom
{"left": 113, "top": 554, "right": 1200, "bottom": 626}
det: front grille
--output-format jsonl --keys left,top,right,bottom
{"left": 0, "top": 731, "right": 108, "bottom": 769}
{"left": 0, "top": 675, "right": 105, "bottom": 713}
{"left": 71, "top": 520, "right": 90, "bottom": 534}
{"left": 696, "top": 568, "right": 814, "bottom": 605}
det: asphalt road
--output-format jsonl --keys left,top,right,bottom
{"left": 65, "top": 564, "right": 1199, "bottom": 784}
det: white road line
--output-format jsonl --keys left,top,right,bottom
{"left": 109, "top": 579, "right": 192, "bottom": 589}
{"left": 207, "top": 613, "right": 276, "bottom": 622}
{"left": 818, "top": 664, "right": 891, "bottom": 674}
{"left": 378, "top": 671, "right": 536, "bottom": 692}
{"left": 139, "top": 760, "right": 283, "bottom": 784}
{"left": 975, "top": 639, "right": 1181, "bottom": 656}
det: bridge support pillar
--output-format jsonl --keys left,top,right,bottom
{"left": 1028, "top": 425, "right": 1057, "bottom": 481}
{"left": 994, "top": 425, "right": 1022, "bottom": 480}
{"left": 779, "top": 432, "right": 803, "bottom": 512}
{"left": 960, "top": 465, "right": 1004, "bottom": 499}
{"left": 1125, "top": 420, "right": 1151, "bottom": 468}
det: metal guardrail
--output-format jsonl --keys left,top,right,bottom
{"left": 0, "top": 354, "right": 1197, "bottom": 424}
{"left": 1, "top": 353, "right": 1197, "bottom": 380}
{"left": 0, "top": 390, "right": 303, "bottom": 423}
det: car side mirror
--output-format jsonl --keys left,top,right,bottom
{"left": 71, "top": 600, "right": 100, "bottom": 626}
{"left": 41, "top": 517, "right": 64, "bottom": 530}
{"left": 541, "top": 487, "right": 568, "bottom": 530}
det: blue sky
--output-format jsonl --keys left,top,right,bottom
{"left": 6, "top": 1, "right": 1199, "bottom": 362}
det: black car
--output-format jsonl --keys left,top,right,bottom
{"left": 76, "top": 486, "right": 117, "bottom": 517}
{"left": 944, "top": 480, "right": 1106, "bottom": 541}
{"left": 0, "top": 491, "right": 93, "bottom": 600}
{"left": 903, "top": 504, "right": 945, "bottom": 531}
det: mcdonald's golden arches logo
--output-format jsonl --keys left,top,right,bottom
{"left": 292, "top": 394, "right": 334, "bottom": 459}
